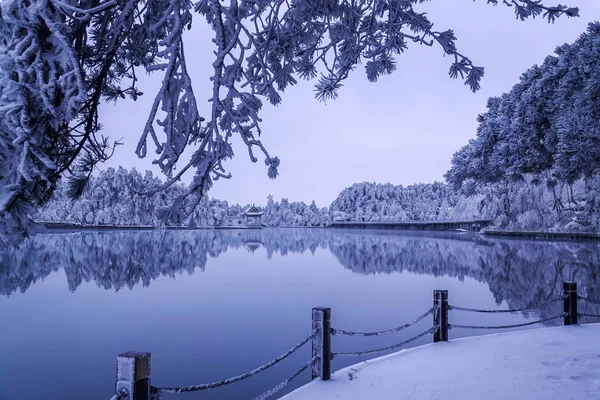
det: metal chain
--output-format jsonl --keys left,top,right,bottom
{"left": 150, "top": 387, "right": 161, "bottom": 400}
{"left": 332, "top": 326, "right": 436, "bottom": 357}
{"left": 449, "top": 297, "right": 565, "bottom": 314}
{"left": 449, "top": 313, "right": 566, "bottom": 330}
{"left": 578, "top": 295, "right": 600, "bottom": 306}
{"left": 331, "top": 305, "right": 437, "bottom": 337}
{"left": 109, "top": 389, "right": 128, "bottom": 400}
{"left": 251, "top": 356, "right": 318, "bottom": 400}
{"left": 152, "top": 329, "right": 318, "bottom": 394}
{"left": 578, "top": 313, "right": 600, "bottom": 318}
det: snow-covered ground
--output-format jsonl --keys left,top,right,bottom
{"left": 283, "top": 324, "right": 600, "bottom": 400}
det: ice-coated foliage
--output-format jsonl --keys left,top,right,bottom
{"left": 329, "top": 181, "right": 461, "bottom": 222}
{"left": 263, "top": 195, "right": 330, "bottom": 227}
{"left": 0, "top": 1, "right": 87, "bottom": 237}
{"left": 33, "top": 167, "right": 330, "bottom": 227}
{"left": 329, "top": 179, "right": 600, "bottom": 232}
{"left": 34, "top": 169, "right": 600, "bottom": 231}
{"left": 0, "top": 0, "right": 578, "bottom": 238}
{"left": 445, "top": 22, "right": 600, "bottom": 232}
{"left": 33, "top": 167, "right": 192, "bottom": 226}
{"left": 446, "top": 22, "right": 600, "bottom": 190}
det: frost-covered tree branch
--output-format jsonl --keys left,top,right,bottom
{"left": 0, "top": 0, "right": 578, "bottom": 238}
{"left": 480, "top": 0, "right": 578, "bottom": 22}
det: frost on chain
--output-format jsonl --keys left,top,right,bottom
{"left": 0, "top": 0, "right": 578, "bottom": 236}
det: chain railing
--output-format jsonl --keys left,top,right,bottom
{"left": 148, "top": 329, "right": 317, "bottom": 399}
{"left": 332, "top": 326, "right": 437, "bottom": 357}
{"left": 331, "top": 305, "right": 437, "bottom": 337}
{"left": 447, "top": 295, "right": 567, "bottom": 330}
{"left": 577, "top": 294, "right": 600, "bottom": 319}
{"left": 111, "top": 280, "right": 597, "bottom": 400}
{"left": 449, "top": 313, "right": 567, "bottom": 330}
{"left": 151, "top": 329, "right": 317, "bottom": 396}
{"left": 578, "top": 295, "right": 600, "bottom": 306}
{"left": 448, "top": 296, "right": 565, "bottom": 314}
{"left": 578, "top": 313, "right": 600, "bottom": 319}
{"left": 251, "top": 356, "right": 319, "bottom": 400}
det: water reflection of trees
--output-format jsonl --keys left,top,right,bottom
{"left": 0, "top": 229, "right": 328, "bottom": 295}
{"left": 1, "top": 228, "right": 599, "bottom": 320}
{"left": 327, "top": 231, "right": 600, "bottom": 322}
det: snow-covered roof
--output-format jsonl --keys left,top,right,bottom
{"left": 244, "top": 206, "right": 264, "bottom": 216}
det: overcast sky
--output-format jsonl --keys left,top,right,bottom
{"left": 98, "top": 0, "right": 600, "bottom": 207}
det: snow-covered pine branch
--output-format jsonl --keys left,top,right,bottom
{"left": 0, "top": 0, "right": 86, "bottom": 237}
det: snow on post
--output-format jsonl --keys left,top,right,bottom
{"left": 311, "top": 307, "right": 331, "bottom": 381}
{"left": 563, "top": 282, "right": 578, "bottom": 326}
{"left": 116, "top": 351, "right": 151, "bottom": 400}
{"left": 433, "top": 290, "right": 449, "bottom": 342}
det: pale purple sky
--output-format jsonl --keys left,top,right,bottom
{"left": 98, "top": 1, "right": 600, "bottom": 207}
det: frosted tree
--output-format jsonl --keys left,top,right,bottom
{"left": 447, "top": 23, "right": 600, "bottom": 192}
{"left": 0, "top": 0, "right": 578, "bottom": 238}
{"left": 330, "top": 181, "right": 460, "bottom": 222}
{"left": 261, "top": 195, "right": 329, "bottom": 227}
{"left": 33, "top": 167, "right": 191, "bottom": 226}
{"left": 446, "top": 23, "right": 600, "bottom": 229}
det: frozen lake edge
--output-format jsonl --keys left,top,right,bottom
{"left": 283, "top": 324, "right": 600, "bottom": 400}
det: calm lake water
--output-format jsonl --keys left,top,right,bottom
{"left": 1, "top": 228, "right": 599, "bottom": 400}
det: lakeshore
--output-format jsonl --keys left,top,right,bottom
{"left": 283, "top": 324, "right": 600, "bottom": 400}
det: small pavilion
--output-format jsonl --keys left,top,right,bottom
{"left": 244, "top": 206, "right": 264, "bottom": 227}
{"left": 218, "top": 206, "right": 265, "bottom": 228}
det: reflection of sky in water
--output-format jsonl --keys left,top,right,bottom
{"left": 1, "top": 229, "right": 599, "bottom": 399}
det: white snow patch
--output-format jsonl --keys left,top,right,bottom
{"left": 283, "top": 324, "right": 600, "bottom": 400}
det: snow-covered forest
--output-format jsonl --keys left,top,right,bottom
{"left": 329, "top": 179, "right": 595, "bottom": 232}
{"left": 7, "top": 8, "right": 600, "bottom": 233}
{"left": 0, "top": 0, "right": 578, "bottom": 238}
{"left": 34, "top": 170, "right": 598, "bottom": 232}
{"left": 33, "top": 170, "right": 471, "bottom": 228}
{"left": 445, "top": 22, "right": 600, "bottom": 232}
{"left": 33, "top": 167, "right": 331, "bottom": 227}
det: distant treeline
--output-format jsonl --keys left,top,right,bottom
{"left": 33, "top": 167, "right": 332, "bottom": 228}
{"left": 33, "top": 167, "right": 597, "bottom": 232}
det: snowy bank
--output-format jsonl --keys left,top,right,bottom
{"left": 283, "top": 324, "right": 600, "bottom": 400}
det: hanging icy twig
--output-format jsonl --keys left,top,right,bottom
{"left": 50, "top": 0, "right": 118, "bottom": 20}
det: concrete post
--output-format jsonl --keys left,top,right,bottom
{"left": 116, "top": 351, "right": 151, "bottom": 400}
{"left": 312, "top": 307, "right": 331, "bottom": 381}
{"left": 563, "top": 282, "right": 578, "bottom": 325}
{"left": 434, "top": 290, "right": 449, "bottom": 342}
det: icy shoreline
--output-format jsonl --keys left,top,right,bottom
{"left": 283, "top": 324, "right": 600, "bottom": 400}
